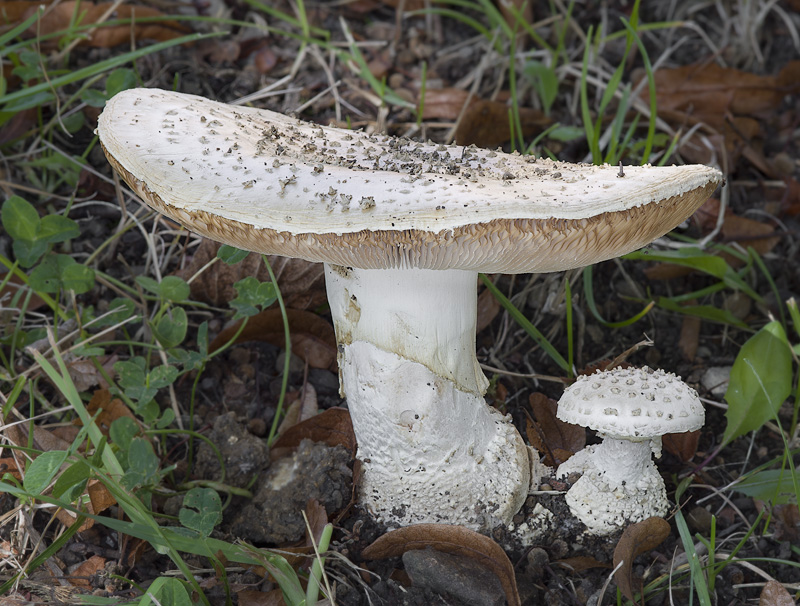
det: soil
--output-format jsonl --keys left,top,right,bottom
{"left": 2, "top": 0, "right": 800, "bottom": 605}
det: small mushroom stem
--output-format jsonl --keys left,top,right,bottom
{"left": 325, "top": 265, "right": 530, "bottom": 528}
{"left": 591, "top": 437, "right": 654, "bottom": 485}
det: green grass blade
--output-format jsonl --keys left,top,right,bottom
{"left": 480, "top": 274, "right": 570, "bottom": 372}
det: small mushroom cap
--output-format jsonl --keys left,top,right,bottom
{"left": 557, "top": 366, "right": 704, "bottom": 439}
{"left": 97, "top": 88, "right": 723, "bottom": 273}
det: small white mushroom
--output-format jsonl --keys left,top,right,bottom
{"left": 96, "top": 89, "right": 721, "bottom": 530}
{"left": 556, "top": 366, "right": 705, "bottom": 535}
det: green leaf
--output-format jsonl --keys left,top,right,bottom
{"left": 29, "top": 254, "right": 95, "bottom": 294}
{"left": 93, "top": 298, "right": 136, "bottom": 328}
{"left": 105, "top": 67, "right": 137, "bottom": 97}
{"left": 2, "top": 195, "right": 40, "bottom": 241}
{"left": 37, "top": 213, "right": 80, "bottom": 243}
{"left": 157, "top": 276, "right": 190, "bottom": 303}
{"left": 114, "top": 358, "right": 147, "bottom": 389}
{"left": 217, "top": 244, "right": 249, "bottom": 264}
{"left": 24, "top": 450, "right": 68, "bottom": 495}
{"left": 148, "top": 364, "right": 178, "bottom": 389}
{"left": 12, "top": 239, "right": 48, "bottom": 268}
{"left": 732, "top": 469, "right": 800, "bottom": 505}
{"left": 723, "top": 321, "right": 792, "bottom": 445}
{"left": 52, "top": 459, "right": 91, "bottom": 501}
{"left": 154, "top": 306, "right": 188, "bottom": 348}
{"left": 109, "top": 417, "right": 139, "bottom": 469}
{"left": 230, "top": 277, "right": 277, "bottom": 318}
{"left": 179, "top": 487, "right": 223, "bottom": 537}
{"left": 135, "top": 275, "right": 161, "bottom": 295}
{"left": 138, "top": 578, "right": 193, "bottom": 606}
{"left": 122, "top": 437, "right": 160, "bottom": 489}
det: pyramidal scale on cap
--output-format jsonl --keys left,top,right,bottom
{"left": 96, "top": 88, "right": 723, "bottom": 530}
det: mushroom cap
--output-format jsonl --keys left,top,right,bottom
{"left": 556, "top": 366, "right": 704, "bottom": 439}
{"left": 97, "top": 88, "right": 723, "bottom": 273}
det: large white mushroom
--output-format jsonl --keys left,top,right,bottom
{"left": 556, "top": 366, "right": 705, "bottom": 535}
{"left": 96, "top": 89, "right": 721, "bottom": 529}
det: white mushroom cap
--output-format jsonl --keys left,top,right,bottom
{"left": 557, "top": 366, "right": 705, "bottom": 440}
{"left": 96, "top": 88, "right": 723, "bottom": 273}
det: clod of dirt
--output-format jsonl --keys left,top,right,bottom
{"left": 403, "top": 549, "right": 505, "bottom": 606}
{"left": 194, "top": 412, "right": 270, "bottom": 489}
{"left": 229, "top": 439, "right": 352, "bottom": 543}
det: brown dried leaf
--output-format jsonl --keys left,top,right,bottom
{"left": 272, "top": 407, "right": 355, "bottom": 457}
{"left": 525, "top": 392, "right": 585, "bottom": 467}
{"left": 0, "top": 458, "right": 22, "bottom": 481}
{"left": 613, "top": 517, "right": 671, "bottom": 603}
{"left": 176, "top": 239, "right": 326, "bottom": 311}
{"left": 276, "top": 384, "right": 319, "bottom": 438}
{"left": 454, "top": 100, "right": 549, "bottom": 148}
{"left": 304, "top": 498, "right": 330, "bottom": 548}
{"left": 476, "top": 285, "right": 501, "bottom": 333}
{"left": 662, "top": 430, "right": 701, "bottom": 463}
{"left": 362, "top": 523, "right": 521, "bottom": 606}
{"left": 771, "top": 504, "right": 800, "bottom": 543}
{"left": 759, "top": 579, "right": 795, "bottom": 606}
{"left": 4, "top": 2, "right": 191, "bottom": 48}
{"left": 210, "top": 309, "right": 337, "bottom": 371}
{"left": 83, "top": 389, "right": 137, "bottom": 436}
{"left": 238, "top": 589, "right": 285, "bottom": 606}
{"left": 678, "top": 313, "right": 701, "bottom": 362}
{"left": 420, "top": 88, "right": 475, "bottom": 121}
{"left": 88, "top": 479, "right": 117, "bottom": 517}
{"left": 68, "top": 555, "right": 106, "bottom": 588}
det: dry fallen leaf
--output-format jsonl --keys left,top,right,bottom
{"left": 271, "top": 407, "right": 356, "bottom": 458}
{"left": 210, "top": 309, "right": 337, "bottom": 371}
{"left": 638, "top": 61, "right": 800, "bottom": 170}
{"left": 662, "top": 430, "right": 701, "bottom": 463}
{"left": 454, "top": 100, "right": 549, "bottom": 148}
{"left": 238, "top": 589, "right": 285, "bottom": 606}
{"left": 678, "top": 312, "right": 701, "bottom": 362}
{"left": 525, "top": 392, "right": 585, "bottom": 467}
{"left": 82, "top": 389, "right": 138, "bottom": 436}
{"left": 176, "top": 239, "right": 327, "bottom": 311}
{"left": 362, "top": 523, "right": 521, "bottom": 606}
{"left": 68, "top": 555, "right": 106, "bottom": 588}
{"left": 613, "top": 517, "right": 671, "bottom": 603}
{"left": 759, "top": 579, "right": 795, "bottom": 606}
{"left": 6, "top": 2, "right": 191, "bottom": 48}
{"left": 276, "top": 384, "right": 319, "bottom": 439}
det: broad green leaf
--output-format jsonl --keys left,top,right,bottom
{"left": 732, "top": 469, "right": 800, "bottom": 505}
{"left": 122, "top": 438, "right": 160, "bottom": 489}
{"left": 148, "top": 364, "right": 178, "bottom": 389}
{"left": 179, "top": 487, "right": 222, "bottom": 537}
{"left": 106, "top": 68, "right": 137, "bottom": 97}
{"left": 138, "top": 578, "right": 192, "bottom": 606}
{"left": 2, "top": 195, "right": 40, "bottom": 241}
{"left": 723, "top": 321, "right": 792, "bottom": 445}
{"left": 154, "top": 306, "right": 188, "bottom": 348}
{"left": 52, "top": 459, "right": 91, "bottom": 501}
{"left": 29, "top": 254, "right": 95, "bottom": 294}
{"left": 157, "top": 276, "right": 190, "bottom": 303}
{"left": 24, "top": 450, "right": 68, "bottom": 495}
{"left": 230, "top": 277, "right": 277, "bottom": 318}
{"left": 38, "top": 214, "right": 80, "bottom": 243}
{"left": 59, "top": 262, "right": 95, "bottom": 294}
{"left": 12, "top": 239, "right": 48, "bottom": 268}
{"left": 93, "top": 298, "right": 136, "bottom": 328}
{"left": 217, "top": 244, "right": 249, "bottom": 264}
{"left": 135, "top": 275, "right": 160, "bottom": 295}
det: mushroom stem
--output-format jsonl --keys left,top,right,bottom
{"left": 590, "top": 437, "right": 654, "bottom": 485}
{"left": 324, "top": 265, "right": 530, "bottom": 528}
